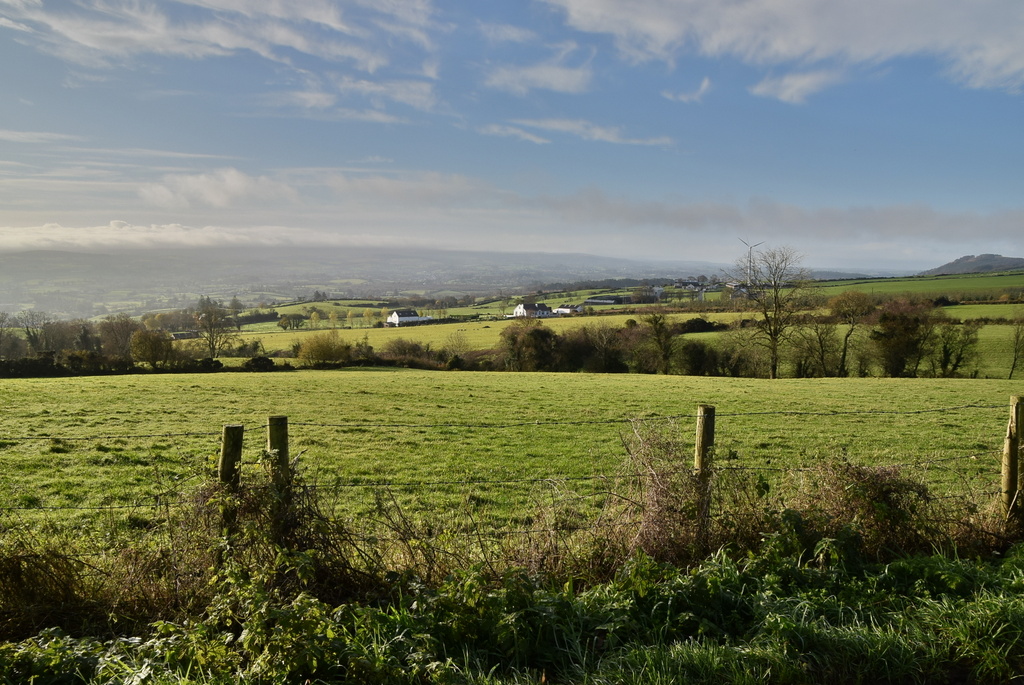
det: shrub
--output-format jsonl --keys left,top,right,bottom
{"left": 378, "top": 338, "right": 440, "bottom": 369}
{"left": 242, "top": 355, "right": 276, "bottom": 372}
{"left": 297, "top": 330, "right": 351, "bottom": 366}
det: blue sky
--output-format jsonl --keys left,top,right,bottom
{"left": 1, "top": 0, "right": 1022, "bottom": 271}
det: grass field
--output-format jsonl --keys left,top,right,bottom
{"left": 813, "top": 271, "right": 1024, "bottom": 299}
{"left": 239, "top": 311, "right": 744, "bottom": 355}
{"left": 3, "top": 370, "right": 1024, "bottom": 684}
{"left": 2, "top": 371, "right": 1018, "bottom": 534}
{"left": 235, "top": 314, "right": 1024, "bottom": 381}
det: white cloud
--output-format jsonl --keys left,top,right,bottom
{"left": 67, "top": 146, "right": 231, "bottom": 160}
{"left": 512, "top": 119, "right": 672, "bottom": 146}
{"left": 750, "top": 69, "right": 843, "bottom": 103}
{"left": 0, "top": 221, "right": 349, "bottom": 251}
{"left": 174, "top": 0, "right": 357, "bottom": 35}
{"left": 138, "top": 168, "right": 297, "bottom": 209}
{"left": 332, "top": 75, "right": 438, "bottom": 111}
{"left": 662, "top": 76, "right": 711, "bottom": 103}
{"left": 274, "top": 89, "right": 337, "bottom": 109}
{"left": 478, "top": 21, "right": 537, "bottom": 44}
{"left": 2, "top": 186, "right": 1022, "bottom": 270}
{"left": 0, "top": 16, "right": 32, "bottom": 32}
{"left": 0, "top": 129, "right": 83, "bottom": 144}
{"left": 325, "top": 107, "right": 407, "bottom": 124}
{"left": 478, "top": 124, "right": 551, "bottom": 144}
{"left": 485, "top": 62, "right": 592, "bottom": 95}
{"left": 1, "top": 0, "right": 403, "bottom": 71}
{"left": 542, "top": 0, "right": 1024, "bottom": 93}
{"left": 484, "top": 41, "right": 592, "bottom": 95}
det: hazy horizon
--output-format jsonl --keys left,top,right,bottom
{"left": 2, "top": 1, "right": 1023, "bottom": 272}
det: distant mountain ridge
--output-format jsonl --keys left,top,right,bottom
{"left": 920, "top": 254, "right": 1024, "bottom": 276}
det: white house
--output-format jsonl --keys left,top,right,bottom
{"left": 512, "top": 303, "right": 554, "bottom": 318}
{"left": 553, "top": 304, "right": 583, "bottom": 315}
{"left": 386, "top": 310, "right": 433, "bottom": 327}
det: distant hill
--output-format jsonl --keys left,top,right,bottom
{"left": 0, "top": 246, "right": 730, "bottom": 317}
{"left": 920, "top": 254, "right": 1024, "bottom": 276}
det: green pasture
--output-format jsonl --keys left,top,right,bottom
{"left": 234, "top": 317, "right": 1024, "bottom": 381}
{"left": 813, "top": 271, "right": 1024, "bottom": 299}
{"left": 241, "top": 311, "right": 744, "bottom": 355}
{"left": 943, "top": 303, "right": 1024, "bottom": 321}
{"left": 1, "top": 372, "right": 1018, "bottom": 537}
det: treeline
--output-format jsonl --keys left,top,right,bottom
{"left": 0, "top": 302, "right": 266, "bottom": 378}
{"left": 291, "top": 315, "right": 729, "bottom": 373}
{"left": 3, "top": 294, "right": 1024, "bottom": 379}
{"left": 292, "top": 295, "right": 1024, "bottom": 380}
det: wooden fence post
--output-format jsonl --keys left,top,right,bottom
{"left": 267, "top": 415, "right": 290, "bottom": 489}
{"left": 1004, "top": 396, "right": 1022, "bottom": 530}
{"left": 694, "top": 405, "right": 715, "bottom": 473}
{"left": 217, "top": 424, "right": 243, "bottom": 557}
{"left": 267, "top": 415, "right": 293, "bottom": 547}
{"left": 218, "top": 424, "right": 243, "bottom": 489}
{"left": 694, "top": 405, "right": 715, "bottom": 551}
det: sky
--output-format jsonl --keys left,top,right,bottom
{"left": 1, "top": 0, "right": 1022, "bottom": 272}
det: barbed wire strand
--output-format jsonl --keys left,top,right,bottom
{"left": 1, "top": 402, "right": 1005, "bottom": 444}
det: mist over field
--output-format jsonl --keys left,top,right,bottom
{"left": 0, "top": 245, "right": 913, "bottom": 318}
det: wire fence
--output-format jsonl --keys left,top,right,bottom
{"left": 1, "top": 401, "right": 1015, "bottom": 549}
{"left": 1, "top": 402, "right": 1012, "bottom": 493}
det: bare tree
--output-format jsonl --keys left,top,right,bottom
{"left": 99, "top": 313, "right": 142, "bottom": 358}
{"left": 16, "top": 310, "right": 54, "bottom": 355}
{"left": 931, "top": 318, "right": 982, "bottom": 377}
{"left": 0, "top": 311, "right": 12, "bottom": 358}
{"left": 227, "top": 296, "right": 244, "bottom": 330}
{"left": 194, "top": 296, "right": 238, "bottom": 358}
{"left": 497, "top": 296, "right": 513, "bottom": 318}
{"left": 1010, "top": 311, "right": 1024, "bottom": 380}
{"left": 828, "top": 290, "right": 875, "bottom": 377}
{"left": 131, "top": 329, "right": 174, "bottom": 369}
{"left": 792, "top": 315, "right": 842, "bottom": 377}
{"left": 732, "top": 245, "right": 810, "bottom": 379}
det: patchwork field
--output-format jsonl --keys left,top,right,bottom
{"left": 812, "top": 271, "right": 1024, "bottom": 299}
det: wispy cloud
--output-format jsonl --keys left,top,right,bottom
{"left": 0, "top": 16, "right": 32, "bottom": 32}
{"left": 478, "top": 124, "right": 551, "bottom": 144}
{"left": 174, "top": 0, "right": 357, "bottom": 35}
{"left": 512, "top": 119, "right": 672, "bottom": 146}
{"left": 750, "top": 70, "right": 844, "bottom": 103}
{"left": 484, "top": 42, "right": 592, "bottom": 95}
{"left": 662, "top": 76, "right": 711, "bottom": 103}
{"left": 478, "top": 21, "right": 537, "bottom": 44}
{"left": 542, "top": 0, "right": 1024, "bottom": 93}
{"left": 0, "top": 129, "right": 83, "bottom": 144}
{"left": 0, "top": 0, "right": 413, "bottom": 71}
{"left": 332, "top": 75, "right": 438, "bottom": 111}
{"left": 138, "top": 168, "right": 297, "bottom": 209}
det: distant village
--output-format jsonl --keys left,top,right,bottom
{"left": 384, "top": 278, "right": 718, "bottom": 327}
